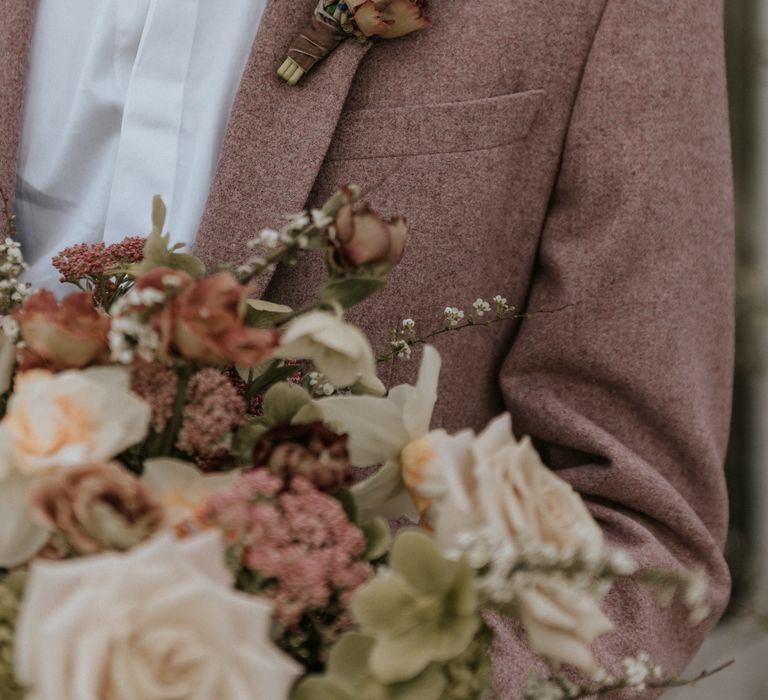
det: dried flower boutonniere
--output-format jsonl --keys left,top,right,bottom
{"left": 278, "top": 0, "right": 431, "bottom": 85}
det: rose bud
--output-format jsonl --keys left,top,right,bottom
{"left": 376, "top": 0, "right": 431, "bottom": 40}
{"left": 348, "top": 0, "right": 394, "bottom": 37}
{"left": 14, "top": 290, "right": 111, "bottom": 372}
{"left": 29, "top": 462, "right": 164, "bottom": 555}
{"left": 330, "top": 202, "right": 407, "bottom": 272}
{"left": 252, "top": 421, "right": 352, "bottom": 493}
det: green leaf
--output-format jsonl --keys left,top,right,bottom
{"left": 292, "top": 402, "right": 325, "bottom": 425}
{"left": 122, "top": 196, "right": 206, "bottom": 279}
{"left": 360, "top": 517, "right": 391, "bottom": 561}
{"left": 231, "top": 421, "right": 269, "bottom": 462}
{"left": 245, "top": 362, "right": 301, "bottom": 400}
{"left": 333, "top": 488, "right": 358, "bottom": 523}
{"left": 320, "top": 276, "right": 386, "bottom": 309}
{"left": 263, "top": 382, "right": 313, "bottom": 425}
{"left": 245, "top": 299, "right": 293, "bottom": 328}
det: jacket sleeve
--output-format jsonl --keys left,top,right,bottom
{"left": 491, "top": 0, "right": 734, "bottom": 693}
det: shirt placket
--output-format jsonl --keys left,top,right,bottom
{"left": 103, "top": 0, "right": 199, "bottom": 242}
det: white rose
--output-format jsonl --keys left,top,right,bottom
{"left": 15, "top": 532, "right": 301, "bottom": 700}
{"left": 514, "top": 578, "right": 614, "bottom": 675}
{"left": 0, "top": 367, "right": 151, "bottom": 567}
{"left": 274, "top": 311, "right": 381, "bottom": 389}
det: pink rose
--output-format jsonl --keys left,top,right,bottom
{"left": 14, "top": 290, "right": 111, "bottom": 372}
{"left": 133, "top": 269, "right": 280, "bottom": 366}
{"left": 330, "top": 203, "right": 407, "bottom": 272}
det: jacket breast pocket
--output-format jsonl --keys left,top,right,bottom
{"left": 326, "top": 89, "right": 545, "bottom": 162}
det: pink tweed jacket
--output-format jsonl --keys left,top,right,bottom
{"left": 1, "top": 0, "right": 733, "bottom": 696}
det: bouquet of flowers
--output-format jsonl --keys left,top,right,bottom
{"left": 0, "top": 186, "right": 720, "bottom": 699}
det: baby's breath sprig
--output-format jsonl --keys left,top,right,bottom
{"left": 525, "top": 657, "right": 735, "bottom": 699}
{"left": 380, "top": 296, "right": 574, "bottom": 363}
{"left": 0, "top": 188, "right": 29, "bottom": 315}
{"left": 236, "top": 188, "right": 354, "bottom": 284}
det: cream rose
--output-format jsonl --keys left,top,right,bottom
{"left": 0, "top": 367, "right": 151, "bottom": 566}
{"left": 405, "top": 414, "right": 604, "bottom": 560}
{"left": 402, "top": 413, "right": 613, "bottom": 674}
{"left": 274, "top": 311, "right": 380, "bottom": 389}
{"left": 514, "top": 578, "right": 614, "bottom": 675}
{"left": 0, "top": 367, "right": 150, "bottom": 477}
{"left": 15, "top": 532, "right": 301, "bottom": 700}
{"left": 141, "top": 458, "right": 239, "bottom": 527}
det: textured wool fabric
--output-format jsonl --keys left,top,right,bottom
{"left": 1, "top": 1, "right": 734, "bottom": 697}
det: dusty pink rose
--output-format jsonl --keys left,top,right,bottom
{"left": 330, "top": 202, "right": 407, "bottom": 272}
{"left": 14, "top": 290, "right": 111, "bottom": 372}
{"left": 29, "top": 462, "right": 164, "bottom": 555}
{"left": 133, "top": 268, "right": 280, "bottom": 366}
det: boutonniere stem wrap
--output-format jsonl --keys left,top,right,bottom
{"left": 279, "top": 0, "right": 431, "bottom": 85}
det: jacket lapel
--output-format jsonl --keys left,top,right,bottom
{"left": 195, "top": 0, "right": 370, "bottom": 299}
{"left": 0, "top": 0, "right": 36, "bottom": 211}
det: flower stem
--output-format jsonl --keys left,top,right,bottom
{"left": 153, "top": 368, "right": 192, "bottom": 457}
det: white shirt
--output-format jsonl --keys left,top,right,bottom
{"left": 15, "top": 0, "right": 267, "bottom": 290}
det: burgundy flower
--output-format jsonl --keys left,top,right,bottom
{"left": 252, "top": 422, "right": 352, "bottom": 493}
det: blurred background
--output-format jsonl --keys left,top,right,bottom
{"left": 672, "top": 1, "right": 768, "bottom": 696}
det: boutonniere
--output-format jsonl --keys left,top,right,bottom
{"left": 278, "top": 0, "right": 431, "bottom": 85}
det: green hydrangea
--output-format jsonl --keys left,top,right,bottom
{"left": 442, "top": 622, "right": 494, "bottom": 700}
{"left": 293, "top": 633, "right": 446, "bottom": 700}
{"left": 0, "top": 573, "right": 26, "bottom": 700}
{"left": 350, "top": 530, "right": 480, "bottom": 685}
{"left": 293, "top": 531, "right": 492, "bottom": 700}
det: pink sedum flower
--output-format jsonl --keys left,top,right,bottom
{"left": 176, "top": 369, "right": 245, "bottom": 458}
{"left": 198, "top": 472, "right": 372, "bottom": 666}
